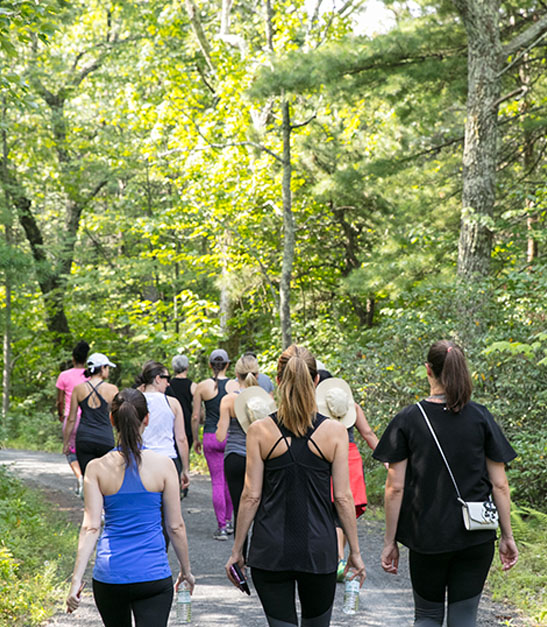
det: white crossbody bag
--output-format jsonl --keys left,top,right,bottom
{"left": 416, "top": 402, "right": 499, "bottom": 531}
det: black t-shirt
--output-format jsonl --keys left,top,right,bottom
{"left": 373, "top": 400, "right": 516, "bottom": 554}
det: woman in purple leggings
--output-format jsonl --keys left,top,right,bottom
{"left": 191, "top": 349, "right": 239, "bottom": 540}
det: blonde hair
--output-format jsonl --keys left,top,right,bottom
{"left": 276, "top": 345, "right": 317, "bottom": 437}
{"left": 235, "top": 354, "right": 259, "bottom": 388}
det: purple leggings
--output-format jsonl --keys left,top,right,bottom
{"left": 203, "top": 433, "right": 233, "bottom": 529}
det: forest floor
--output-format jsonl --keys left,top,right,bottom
{"left": 0, "top": 449, "right": 531, "bottom": 627}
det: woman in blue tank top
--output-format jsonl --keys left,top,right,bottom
{"left": 225, "top": 345, "right": 366, "bottom": 627}
{"left": 66, "top": 388, "right": 194, "bottom": 626}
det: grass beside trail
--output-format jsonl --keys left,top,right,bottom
{"left": 0, "top": 465, "right": 77, "bottom": 627}
{"left": 487, "top": 506, "right": 547, "bottom": 626}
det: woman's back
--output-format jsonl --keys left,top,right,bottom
{"left": 142, "top": 392, "right": 176, "bottom": 458}
{"left": 248, "top": 414, "right": 338, "bottom": 573}
{"left": 92, "top": 451, "right": 171, "bottom": 584}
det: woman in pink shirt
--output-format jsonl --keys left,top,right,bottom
{"left": 56, "top": 341, "right": 89, "bottom": 496}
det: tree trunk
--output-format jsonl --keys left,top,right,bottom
{"left": 280, "top": 99, "right": 294, "bottom": 349}
{"left": 2, "top": 240, "right": 11, "bottom": 420}
{"left": 454, "top": 0, "right": 501, "bottom": 277}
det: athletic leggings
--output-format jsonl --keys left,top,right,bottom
{"left": 76, "top": 440, "right": 113, "bottom": 476}
{"left": 224, "top": 453, "right": 248, "bottom": 555}
{"left": 251, "top": 567, "right": 337, "bottom": 626}
{"left": 203, "top": 432, "right": 233, "bottom": 528}
{"left": 92, "top": 577, "right": 173, "bottom": 627}
{"left": 409, "top": 541, "right": 495, "bottom": 626}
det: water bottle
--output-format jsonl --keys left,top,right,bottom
{"left": 342, "top": 574, "right": 360, "bottom": 615}
{"left": 176, "top": 581, "right": 191, "bottom": 623}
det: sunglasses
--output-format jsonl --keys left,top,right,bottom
{"left": 159, "top": 374, "right": 170, "bottom": 381}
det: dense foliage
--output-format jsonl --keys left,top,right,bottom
{"left": 0, "top": 466, "right": 77, "bottom": 626}
{"left": 0, "top": 0, "right": 545, "bottom": 514}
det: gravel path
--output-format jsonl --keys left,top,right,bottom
{"left": 0, "top": 449, "right": 528, "bottom": 626}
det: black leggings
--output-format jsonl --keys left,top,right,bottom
{"left": 76, "top": 440, "right": 113, "bottom": 476}
{"left": 409, "top": 541, "right": 495, "bottom": 626}
{"left": 92, "top": 577, "right": 173, "bottom": 627}
{"left": 224, "top": 453, "right": 248, "bottom": 555}
{"left": 251, "top": 567, "right": 336, "bottom": 626}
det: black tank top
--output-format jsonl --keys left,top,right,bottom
{"left": 247, "top": 413, "right": 337, "bottom": 574}
{"left": 167, "top": 378, "right": 193, "bottom": 424}
{"left": 76, "top": 381, "right": 114, "bottom": 447}
{"left": 203, "top": 378, "right": 228, "bottom": 433}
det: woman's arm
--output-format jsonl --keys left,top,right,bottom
{"left": 216, "top": 395, "right": 233, "bottom": 443}
{"left": 56, "top": 388, "right": 65, "bottom": 423}
{"left": 354, "top": 403, "right": 379, "bottom": 451}
{"left": 66, "top": 463, "right": 104, "bottom": 613}
{"left": 331, "top": 423, "right": 366, "bottom": 586}
{"left": 169, "top": 396, "right": 190, "bottom": 490}
{"left": 63, "top": 386, "right": 81, "bottom": 455}
{"left": 163, "top": 458, "right": 195, "bottom": 593}
{"left": 225, "top": 422, "right": 264, "bottom": 584}
{"left": 487, "top": 458, "right": 518, "bottom": 571}
{"left": 191, "top": 384, "right": 203, "bottom": 454}
{"left": 380, "top": 459, "right": 407, "bottom": 575}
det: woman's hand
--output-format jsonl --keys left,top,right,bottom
{"left": 175, "top": 570, "right": 195, "bottom": 594}
{"left": 66, "top": 580, "right": 85, "bottom": 614}
{"left": 225, "top": 552, "right": 245, "bottom": 589}
{"left": 499, "top": 535, "right": 518, "bottom": 571}
{"left": 344, "top": 550, "right": 366, "bottom": 587}
{"left": 381, "top": 541, "right": 400, "bottom": 575}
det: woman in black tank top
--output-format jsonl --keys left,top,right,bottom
{"left": 63, "top": 352, "right": 119, "bottom": 476}
{"left": 225, "top": 345, "right": 366, "bottom": 627}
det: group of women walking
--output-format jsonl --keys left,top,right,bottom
{"left": 63, "top": 339, "right": 518, "bottom": 627}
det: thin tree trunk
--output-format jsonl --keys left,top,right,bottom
{"left": 1, "top": 101, "right": 12, "bottom": 418}
{"left": 280, "top": 99, "right": 294, "bottom": 349}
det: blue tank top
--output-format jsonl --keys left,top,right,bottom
{"left": 203, "top": 378, "right": 229, "bottom": 433}
{"left": 93, "top": 456, "right": 171, "bottom": 584}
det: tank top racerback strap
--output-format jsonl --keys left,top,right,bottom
{"left": 265, "top": 414, "right": 329, "bottom": 462}
{"left": 84, "top": 380, "right": 104, "bottom": 401}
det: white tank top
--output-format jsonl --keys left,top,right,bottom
{"left": 142, "top": 392, "right": 177, "bottom": 458}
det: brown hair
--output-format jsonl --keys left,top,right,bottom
{"left": 110, "top": 388, "right": 148, "bottom": 466}
{"left": 427, "top": 340, "right": 472, "bottom": 413}
{"left": 235, "top": 354, "right": 259, "bottom": 388}
{"left": 276, "top": 345, "right": 317, "bottom": 437}
{"left": 134, "top": 361, "right": 166, "bottom": 387}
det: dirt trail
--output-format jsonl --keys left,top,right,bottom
{"left": 0, "top": 449, "right": 527, "bottom": 626}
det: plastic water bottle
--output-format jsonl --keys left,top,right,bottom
{"left": 342, "top": 575, "right": 360, "bottom": 615}
{"left": 176, "top": 581, "right": 191, "bottom": 623}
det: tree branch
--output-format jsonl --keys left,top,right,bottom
{"left": 502, "top": 12, "right": 547, "bottom": 59}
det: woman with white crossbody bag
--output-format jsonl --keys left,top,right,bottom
{"left": 374, "top": 340, "right": 519, "bottom": 626}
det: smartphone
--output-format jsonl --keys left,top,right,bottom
{"left": 229, "top": 563, "right": 251, "bottom": 595}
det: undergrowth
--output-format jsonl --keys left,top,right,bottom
{"left": 0, "top": 466, "right": 77, "bottom": 626}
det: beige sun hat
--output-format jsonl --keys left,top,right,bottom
{"left": 234, "top": 386, "right": 277, "bottom": 433}
{"left": 316, "top": 378, "right": 356, "bottom": 428}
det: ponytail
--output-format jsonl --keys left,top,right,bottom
{"left": 210, "top": 361, "right": 228, "bottom": 390}
{"left": 277, "top": 345, "right": 317, "bottom": 437}
{"left": 427, "top": 341, "right": 472, "bottom": 413}
{"left": 110, "top": 389, "right": 148, "bottom": 466}
{"left": 84, "top": 364, "right": 104, "bottom": 378}
{"left": 235, "top": 354, "right": 259, "bottom": 389}
{"left": 134, "top": 361, "right": 166, "bottom": 388}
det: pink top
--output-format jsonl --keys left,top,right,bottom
{"left": 56, "top": 367, "right": 87, "bottom": 453}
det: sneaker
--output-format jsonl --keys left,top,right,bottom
{"left": 76, "top": 477, "right": 84, "bottom": 499}
{"left": 337, "top": 558, "right": 347, "bottom": 583}
{"left": 225, "top": 520, "right": 234, "bottom": 535}
{"left": 213, "top": 528, "right": 228, "bottom": 541}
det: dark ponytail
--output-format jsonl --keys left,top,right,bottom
{"left": 210, "top": 361, "right": 228, "bottom": 390}
{"left": 72, "top": 341, "right": 90, "bottom": 365}
{"left": 427, "top": 341, "right": 472, "bottom": 413}
{"left": 134, "top": 361, "right": 166, "bottom": 388}
{"left": 110, "top": 389, "right": 148, "bottom": 466}
{"left": 84, "top": 364, "right": 105, "bottom": 378}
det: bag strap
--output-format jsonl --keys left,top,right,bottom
{"left": 416, "top": 402, "right": 465, "bottom": 505}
